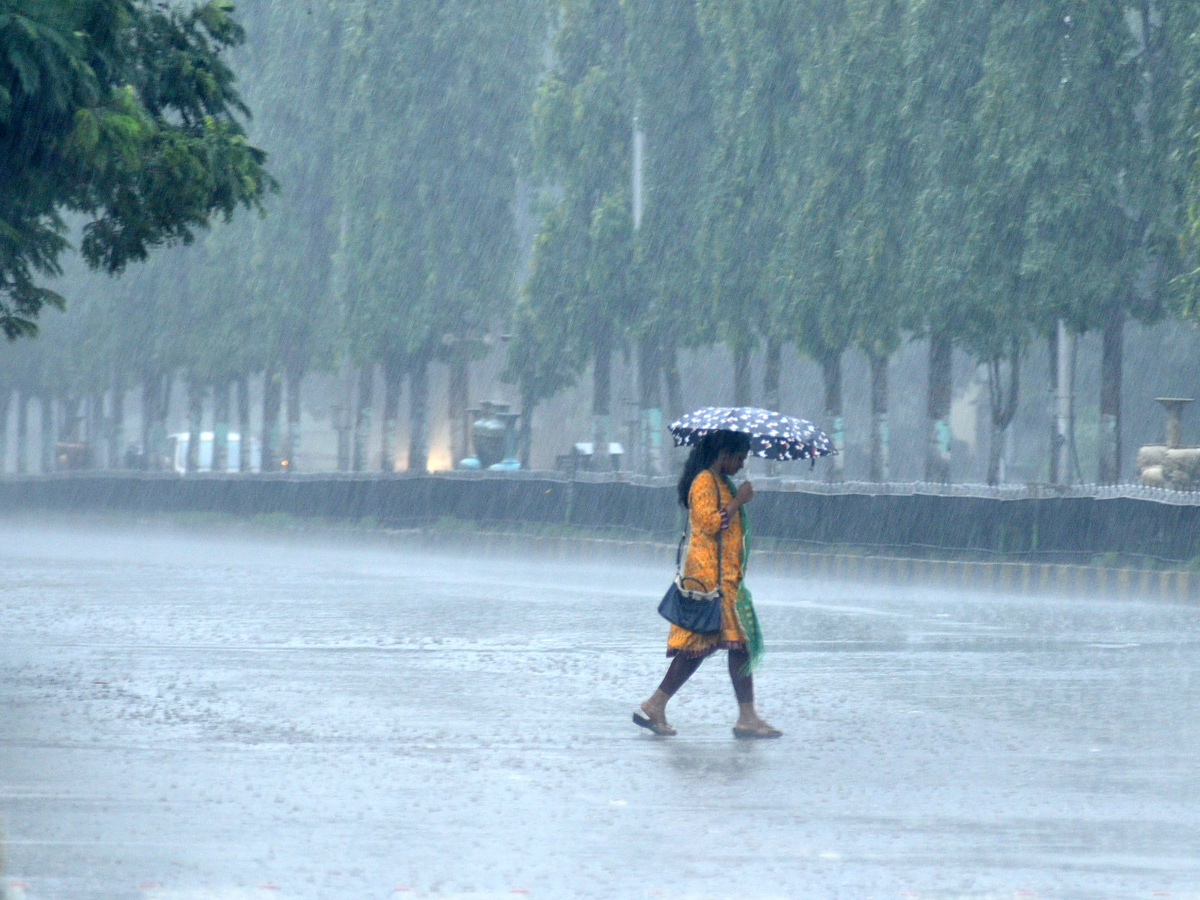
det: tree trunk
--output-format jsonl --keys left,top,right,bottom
{"left": 592, "top": 337, "right": 612, "bottom": 467}
{"left": 819, "top": 351, "right": 844, "bottom": 483}
{"left": 0, "top": 389, "right": 9, "bottom": 475}
{"left": 141, "top": 371, "right": 170, "bottom": 471}
{"left": 140, "top": 379, "right": 153, "bottom": 470}
{"left": 212, "top": 380, "right": 230, "bottom": 474}
{"left": 663, "top": 345, "right": 684, "bottom": 469}
{"left": 334, "top": 366, "right": 351, "bottom": 472}
{"left": 236, "top": 374, "right": 251, "bottom": 472}
{"left": 156, "top": 374, "right": 172, "bottom": 469}
{"left": 1099, "top": 312, "right": 1123, "bottom": 485}
{"left": 40, "top": 395, "right": 55, "bottom": 473}
{"left": 81, "top": 396, "right": 90, "bottom": 454}
{"left": 868, "top": 352, "right": 889, "bottom": 482}
{"left": 925, "top": 334, "right": 952, "bottom": 483}
{"left": 518, "top": 387, "right": 535, "bottom": 470}
{"left": 1053, "top": 321, "right": 1077, "bottom": 484}
{"left": 185, "top": 379, "right": 204, "bottom": 474}
{"left": 763, "top": 339, "right": 782, "bottom": 410}
{"left": 986, "top": 342, "right": 1021, "bottom": 486}
{"left": 1048, "top": 331, "right": 1059, "bottom": 484}
{"left": 448, "top": 350, "right": 469, "bottom": 468}
{"left": 408, "top": 354, "right": 430, "bottom": 473}
{"left": 663, "top": 345, "right": 683, "bottom": 423}
{"left": 15, "top": 391, "right": 27, "bottom": 474}
{"left": 89, "top": 393, "right": 103, "bottom": 467}
{"left": 352, "top": 365, "right": 373, "bottom": 472}
{"left": 637, "top": 335, "right": 663, "bottom": 475}
{"left": 62, "top": 396, "right": 81, "bottom": 444}
{"left": 109, "top": 378, "right": 125, "bottom": 470}
{"left": 381, "top": 356, "right": 404, "bottom": 473}
{"left": 732, "top": 342, "right": 752, "bottom": 407}
{"left": 283, "top": 367, "right": 302, "bottom": 472}
{"left": 261, "top": 368, "right": 282, "bottom": 473}
{"left": 987, "top": 414, "right": 1005, "bottom": 487}
{"left": 763, "top": 338, "right": 782, "bottom": 475}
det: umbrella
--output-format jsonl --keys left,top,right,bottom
{"left": 668, "top": 406, "right": 837, "bottom": 462}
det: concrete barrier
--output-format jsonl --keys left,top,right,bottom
{"left": 2, "top": 470, "right": 1199, "bottom": 574}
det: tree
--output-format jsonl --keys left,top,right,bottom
{"left": 526, "top": 0, "right": 634, "bottom": 459}
{"left": 334, "top": 0, "right": 541, "bottom": 472}
{"left": 695, "top": 0, "right": 800, "bottom": 410}
{"left": 211, "top": 0, "right": 344, "bottom": 472}
{"left": 625, "top": 0, "right": 713, "bottom": 471}
{"left": 901, "top": 0, "right": 992, "bottom": 483}
{"left": 771, "top": 0, "right": 855, "bottom": 482}
{"left": 0, "top": 0, "right": 274, "bottom": 338}
{"left": 502, "top": 283, "right": 580, "bottom": 469}
{"left": 972, "top": 3, "right": 1193, "bottom": 484}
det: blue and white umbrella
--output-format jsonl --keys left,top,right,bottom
{"left": 668, "top": 406, "right": 837, "bottom": 462}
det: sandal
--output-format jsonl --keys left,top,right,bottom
{"left": 732, "top": 721, "right": 783, "bottom": 739}
{"left": 632, "top": 706, "right": 677, "bottom": 736}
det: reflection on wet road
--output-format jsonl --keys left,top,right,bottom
{"left": 1, "top": 519, "right": 1199, "bottom": 898}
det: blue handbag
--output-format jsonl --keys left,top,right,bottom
{"left": 657, "top": 474, "right": 724, "bottom": 635}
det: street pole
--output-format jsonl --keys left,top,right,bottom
{"left": 632, "top": 104, "right": 662, "bottom": 476}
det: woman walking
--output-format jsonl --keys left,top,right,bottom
{"left": 634, "top": 429, "right": 781, "bottom": 738}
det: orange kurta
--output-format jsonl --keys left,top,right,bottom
{"left": 666, "top": 469, "right": 746, "bottom": 657}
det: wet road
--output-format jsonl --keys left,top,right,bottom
{"left": 1, "top": 519, "right": 1199, "bottom": 899}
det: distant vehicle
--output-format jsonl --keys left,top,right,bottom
{"left": 55, "top": 442, "right": 92, "bottom": 470}
{"left": 168, "top": 432, "right": 261, "bottom": 474}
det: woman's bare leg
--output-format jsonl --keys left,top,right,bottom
{"left": 646, "top": 655, "right": 703, "bottom": 710}
{"left": 729, "top": 649, "right": 780, "bottom": 735}
{"left": 640, "top": 654, "right": 704, "bottom": 730}
{"left": 728, "top": 649, "right": 754, "bottom": 704}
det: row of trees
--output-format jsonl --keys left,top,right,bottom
{"left": 513, "top": 0, "right": 1200, "bottom": 485}
{"left": 6, "top": 1, "right": 1200, "bottom": 483}
{"left": 2, "top": 0, "right": 542, "bottom": 474}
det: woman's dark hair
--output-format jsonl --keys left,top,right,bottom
{"left": 677, "top": 430, "right": 752, "bottom": 507}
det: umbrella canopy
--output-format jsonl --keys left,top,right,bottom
{"left": 668, "top": 406, "right": 836, "bottom": 462}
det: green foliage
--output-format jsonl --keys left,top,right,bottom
{"left": 964, "top": 2, "right": 1194, "bottom": 352}
{"left": 900, "top": 0, "right": 989, "bottom": 345}
{"left": 0, "top": 0, "right": 274, "bottom": 339}
{"left": 697, "top": 0, "right": 836, "bottom": 363}
{"left": 827, "top": 0, "right": 910, "bottom": 360}
{"left": 624, "top": 0, "right": 712, "bottom": 349}
{"left": 518, "top": 0, "right": 632, "bottom": 397}
{"left": 333, "top": 0, "right": 541, "bottom": 372}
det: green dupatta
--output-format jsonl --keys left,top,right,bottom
{"left": 724, "top": 474, "right": 764, "bottom": 674}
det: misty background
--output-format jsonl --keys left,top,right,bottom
{"left": 3, "top": 2, "right": 1200, "bottom": 485}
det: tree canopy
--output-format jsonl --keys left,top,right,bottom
{"left": 0, "top": 0, "right": 273, "bottom": 338}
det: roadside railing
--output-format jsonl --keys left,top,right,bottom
{"left": 2, "top": 470, "right": 1199, "bottom": 565}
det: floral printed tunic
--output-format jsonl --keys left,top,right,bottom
{"left": 666, "top": 469, "right": 747, "bottom": 658}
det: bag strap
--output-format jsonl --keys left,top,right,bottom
{"left": 711, "top": 470, "right": 723, "bottom": 598}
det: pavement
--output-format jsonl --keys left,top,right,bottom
{"left": 1, "top": 517, "right": 1199, "bottom": 899}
